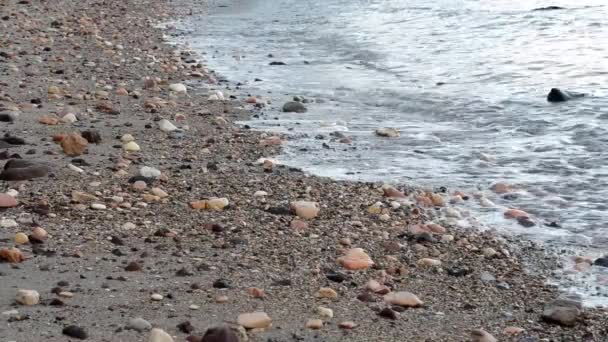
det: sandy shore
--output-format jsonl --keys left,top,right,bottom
{"left": 0, "top": 0, "right": 606, "bottom": 341}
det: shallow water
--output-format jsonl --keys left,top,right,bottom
{"left": 177, "top": 0, "right": 608, "bottom": 305}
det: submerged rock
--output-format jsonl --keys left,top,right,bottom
{"left": 547, "top": 88, "right": 584, "bottom": 102}
{"left": 594, "top": 256, "right": 608, "bottom": 267}
{"left": 375, "top": 128, "right": 400, "bottom": 138}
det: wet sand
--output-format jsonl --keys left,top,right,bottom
{"left": 0, "top": 0, "right": 606, "bottom": 341}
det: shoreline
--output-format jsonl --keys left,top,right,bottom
{"left": 0, "top": 0, "right": 606, "bottom": 341}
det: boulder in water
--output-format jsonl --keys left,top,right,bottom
{"left": 282, "top": 101, "right": 307, "bottom": 113}
{"left": 594, "top": 256, "right": 608, "bottom": 268}
{"left": 547, "top": 88, "right": 584, "bottom": 102}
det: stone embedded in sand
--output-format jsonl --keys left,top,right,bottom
{"left": 169, "top": 83, "right": 187, "bottom": 93}
{"left": 246, "top": 287, "right": 265, "bottom": 298}
{"left": 542, "top": 304, "right": 581, "bottom": 326}
{"left": 366, "top": 279, "right": 390, "bottom": 294}
{"left": 150, "top": 293, "right": 163, "bottom": 301}
{"left": 417, "top": 258, "right": 442, "bottom": 267}
{"left": 382, "top": 185, "right": 406, "bottom": 198}
{"left": 128, "top": 317, "right": 152, "bottom": 332}
{"left": 140, "top": 166, "right": 162, "bottom": 178}
{"left": 207, "top": 198, "right": 229, "bottom": 210}
{"left": 15, "top": 233, "right": 29, "bottom": 244}
{"left": 0, "top": 194, "right": 18, "bottom": 207}
{"left": 1, "top": 218, "right": 17, "bottom": 228}
{"left": 61, "top": 133, "right": 88, "bottom": 156}
{"left": 504, "top": 208, "right": 529, "bottom": 219}
{"left": 429, "top": 193, "right": 445, "bottom": 206}
{"left": 237, "top": 312, "right": 272, "bottom": 329}
{"left": 80, "top": 130, "right": 101, "bottom": 144}
{"left": 375, "top": 128, "right": 400, "bottom": 137}
{"left": 337, "top": 248, "right": 374, "bottom": 270}
{"left": 482, "top": 248, "right": 497, "bottom": 258}
{"left": 133, "top": 181, "right": 147, "bottom": 191}
{"left": 338, "top": 321, "right": 357, "bottom": 329}
{"left": 0, "top": 248, "right": 25, "bottom": 263}
{"left": 290, "top": 219, "right": 308, "bottom": 231}
{"left": 158, "top": 119, "right": 178, "bottom": 132}
{"left": 259, "top": 136, "right": 283, "bottom": 146}
{"left": 471, "top": 329, "right": 497, "bottom": 342}
{"left": 123, "top": 141, "right": 141, "bottom": 152}
{"left": 116, "top": 88, "right": 129, "bottom": 96}
{"left": 503, "top": 327, "right": 525, "bottom": 335}
{"left": 61, "top": 113, "right": 78, "bottom": 123}
{"left": 149, "top": 328, "right": 174, "bottom": 342}
{"left": 38, "top": 115, "right": 59, "bottom": 125}
{"left": 201, "top": 326, "right": 239, "bottom": 342}
{"left": 72, "top": 191, "right": 99, "bottom": 203}
{"left": 282, "top": 101, "right": 307, "bottom": 113}
{"left": 384, "top": 291, "right": 423, "bottom": 307}
{"left": 426, "top": 223, "right": 446, "bottom": 234}
{"left": 151, "top": 188, "right": 168, "bottom": 198}
{"left": 215, "top": 295, "right": 229, "bottom": 304}
{"left": 16, "top": 289, "right": 39, "bottom": 305}
{"left": 48, "top": 86, "right": 61, "bottom": 95}
{"left": 31, "top": 227, "right": 48, "bottom": 242}
{"left": 316, "top": 306, "right": 333, "bottom": 318}
{"left": 62, "top": 325, "right": 88, "bottom": 340}
{"left": 317, "top": 287, "right": 338, "bottom": 299}
{"left": 121, "top": 134, "right": 135, "bottom": 143}
{"left": 290, "top": 201, "right": 320, "bottom": 219}
{"left": 490, "top": 182, "right": 512, "bottom": 194}
{"left": 306, "top": 319, "right": 323, "bottom": 330}
{"left": 125, "top": 261, "right": 142, "bottom": 271}
{"left": 91, "top": 203, "right": 106, "bottom": 210}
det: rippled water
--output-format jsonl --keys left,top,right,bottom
{"left": 176, "top": 0, "right": 608, "bottom": 305}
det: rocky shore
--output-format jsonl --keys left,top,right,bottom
{"left": 0, "top": 0, "right": 606, "bottom": 341}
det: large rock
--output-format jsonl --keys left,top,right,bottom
{"left": 542, "top": 295, "right": 582, "bottom": 326}
{"left": 0, "top": 193, "right": 18, "bottom": 207}
{"left": 547, "top": 88, "right": 584, "bottom": 103}
{"left": 337, "top": 248, "right": 374, "bottom": 270}
{"left": 0, "top": 159, "right": 50, "bottom": 181}
{"left": 282, "top": 101, "right": 307, "bottom": 113}
{"left": 16, "top": 289, "right": 40, "bottom": 305}
{"left": 149, "top": 328, "right": 174, "bottom": 342}
{"left": 237, "top": 311, "right": 272, "bottom": 329}
{"left": 290, "top": 201, "right": 320, "bottom": 219}
{"left": 61, "top": 133, "right": 88, "bottom": 156}
{"left": 201, "top": 326, "right": 239, "bottom": 342}
{"left": 594, "top": 256, "right": 608, "bottom": 267}
{"left": 384, "top": 291, "right": 423, "bottom": 307}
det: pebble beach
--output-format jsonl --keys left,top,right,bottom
{"left": 0, "top": 0, "right": 607, "bottom": 341}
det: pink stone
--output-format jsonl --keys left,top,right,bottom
{"left": 0, "top": 194, "right": 18, "bottom": 208}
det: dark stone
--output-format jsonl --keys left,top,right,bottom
{"left": 447, "top": 266, "right": 472, "bottom": 277}
{"left": 542, "top": 295, "right": 583, "bottom": 326}
{"left": 282, "top": 101, "right": 307, "bottom": 113}
{"left": 547, "top": 88, "right": 584, "bottom": 102}
{"left": 127, "top": 176, "right": 155, "bottom": 185}
{"left": 49, "top": 298, "right": 65, "bottom": 306}
{"left": 110, "top": 236, "right": 125, "bottom": 246}
{"left": 62, "top": 325, "right": 88, "bottom": 339}
{"left": 533, "top": 6, "right": 565, "bottom": 11}
{"left": 201, "top": 326, "right": 239, "bottom": 342}
{"left": 80, "top": 129, "right": 101, "bottom": 144}
{"left": 271, "top": 278, "right": 292, "bottom": 286}
{"left": 517, "top": 216, "right": 536, "bottom": 227}
{"left": 266, "top": 206, "right": 292, "bottom": 215}
{"left": 0, "top": 159, "right": 50, "bottom": 181}
{"left": 593, "top": 256, "right": 608, "bottom": 268}
{"left": 212, "top": 279, "right": 231, "bottom": 289}
{"left": 326, "top": 271, "right": 347, "bottom": 283}
{"left": 356, "top": 292, "right": 375, "bottom": 302}
{"left": 177, "top": 321, "right": 195, "bottom": 334}
{"left": 124, "top": 261, "right": 142, "bottom": 272}
{"left": 269, "top": 61, "right": 286, "bottom": 65}
{"left": 0, "top": 114, "right": 14, "bottom": 122}
{"left": 2, "top": 135, "right": 25, "bottom": 145}
{"left": 378, "top": 307, "right": 398, "bottom": 320}
{"left": 176, "top": 267, "right": 194, "bottom": 277}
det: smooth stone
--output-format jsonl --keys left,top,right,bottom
{"left": 16, "top": 289, "right": 39, "bottom": 305}
{"left": 375, "top": 128, "right": 400, "bottom": 137}
{"left": 317, "top": 287, "right": 338, "bottom": 299}
{"left": 140, "top": 166, "right": 161, "bottom": 178}
{"left": 290, "top": 201, "right": 320, "bottom": 219}
{"left": 542, "top": 304, "right": 581, "bottom": 326}
{"left": 61, "top": 113, "right": 78, "bottom": 123}
{"left": 282, "top": 101, "right": 307, "bottom": 113}
{"left": 149, "top": 328, "right": 174, "bottom": 342}
{"left": 316, "top": 306, "right": 333, "bottom": 318}
{"left": 123, "top": 141, "right": 141, "bottom": 152}
{"left": 594, "top": 256, "right": 608, "bottom": 268}
{"left": 547, "top": 88, "right": 584, "bottom": 102}
{"left": 471, "top": 329, "right": 497, "bottom": 342}
{"left": 0, "top": 219, "right": 17, "bottom": 228}
{"left": 384, "top": 291, "right": 423, "bottom": 307}
{"left": 158, "top": 119, "right": 177, "bottom": 132}
{"left": 337, "top": 248, "right": 374, "bottom": 270}
{"left": 15, "top": 232, "right": 29, "bottom": 244}
{"left": 151, "top": 293, "right": 163, "bottom": 301}
{"left": 480, "top": 271, "right": 496, "bottom": 283}
{"left": 237, "top": 312, "right": 272, "bottom": 329}
{"left": 0, "top": 193, "right": 18, "bottom": 207}
{"left": 0, "top": 160, "right": 50, "bottom": 181}
{"left": 121, "top": 134, "right": 135, "bottom": 143}
{"left": 417, "top": 258, "right": 442, "bottom": 267}
{"left": 91, "top": 203, "right": 106, "bottom": 210}
{"left": 63, "top": 325, "right": 88, "bottom": 340}
{"left": 503, "top": 326, "right": 525, "bottom": 335}
{"left": 169, "top": 83, "right": 187, "bottom": 93}
{"left": 382, "top": 185, "right": 406, "bottom": 198}
{"left": 201, "top": 326, "right": 239, "bottom": 342}
{"left": 306, "top": 319, "right": 323, "bottom": 330}
{"left": 31, "top": 227, "right": 48, "bottom": 241}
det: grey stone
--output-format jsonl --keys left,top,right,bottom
{"left": 282, "top": 101, "right": 307, "bottom": 113}
{"left": 127, "top": 317, "right": 152, "bottom": 332}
